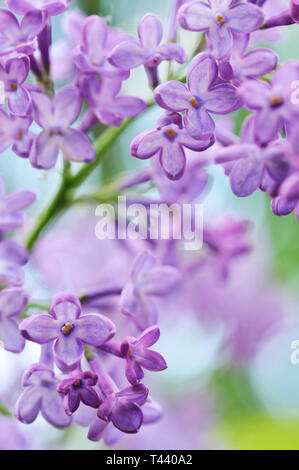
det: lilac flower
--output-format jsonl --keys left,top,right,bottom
{"left": 0, "top": 176, "right": 35, "bottom": 231}
{"left": 82, "top": 75, "right": 147, "bottom": 128}
{"left": 73, "top": 15, "right": 131, "bottom": 79}
{"left": 0, "top": 56, "right": 31, "bottom": 116}
{"left": 15, "top": 364, "right": 72, "bottom": 428}
{"left": 218, "top": 33, "right": 278, "bottom": 83}
{"left": 29, "top": 86, "right": 95, "bottom": 169}
{"left": 0, "top": 110, "right": 33, "bottom": 158}
{"left": 0, "top": 9, "right": 45, "bottom": 56}
{"left": 20, "top": 292, "right": 116, "bottom": 369}
{"left": 0, "top": 240, "right": 28, "bottom": 287}
{"left": 5, "top": 0, "right": 71, "bottom": 16}
{"left": 120, "top": 251, "right": 181, "bottom": 330}
{"left": 239, "top": 62, "right": 299, "bottom": 145}
{"left": 131, "top": 112, "right": 214, "bottom": 180}
{"left": 109, "top": 14, "right": 186, "bottom": 87}
{"left": 178, "top": 0, "right": 264, "bottom": 59}
{"left": 120, "top": 326, "right": 167, "bottom": 385}
{"left": 0, "top": 288, "right": 28, "bottom": 353}
{"left": 215, "top": 116, "right": 291, "bottom": 197}
{"left": 57, "top": 371, "right": 100, "bottom": 415}
{"left": 154, "top": 53, "right": 241, "bottom": 140}
{"left": 271, "top": 172, "right": 299, "bottom": 218}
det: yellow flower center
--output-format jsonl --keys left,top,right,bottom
{"left": 165, "top": 128, "right": 177, "bottom": 139}
{"left": 61, "top": 322, "right": 74, "bottom": 335}
{"left": 270, "top": 95, "right": 283, "bottom": 107}
{"left": 10, "top": 82, "right": 18, "bottom": 91}
{"left": 189, "top": 96, "right": 200, "bottom": 108}
{"left": 216, "top": 14, "right": 226, "bottom": 26}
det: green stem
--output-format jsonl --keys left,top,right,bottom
{"left": 0, "top": 403, "right": 12, "bottom": 417}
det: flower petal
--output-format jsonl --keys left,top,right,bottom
{"left": 160, "top": 142, "right": 186, "bottom": 180}
{"left": 130, "top": 130, "right": 163, "bottom": 159}
{"left": 204, "top": 84, "right": 240, "bottom": 114}
{"left": 75, "top": 313, "right": 115, "bottom": 346}
{"left": 230, "top": 157, "right": 264, "bottom": 197}
{"left": 53, "top": 86, "right": 81, "bottom": 127}
{"left": 228, "top": 3, "right": 264, "bottom": 33}
{"left": 15, "top": 387, "right": 41, "bottom": 424}
{"left": 138, "top": 13, "right": 163, "bottom": 49}
{"left": 7, "top": 86, "right": 31, "bottom": 117}
{"left": 178, "top": 1, "right": 211, "bottom": 31}
{"left": 155, "top": 81, "right": 190, "bottom": 112}
{"left": 54, "top": 334, "right": 83, "bottom": 367}
{"left": 109, "top": 40, "right": 147, "bottom": 69}
{"left": 111, "top": 399, "right": 143, "bottom": 433}
{"left": 20, "top": 314, "right": 59, "bottom": 343}
{"left": 0, "top": 317, "right": 25, "bottom": 352}
{"left": 187, "top": 53, "right": 218, "bottom": 95}
{"left": 60, "top": 129, "right": 95, "bottom": 163}
{"left": 30, "top": 131, "right": 59, "bottom": 170}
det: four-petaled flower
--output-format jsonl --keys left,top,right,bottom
{"left": 0, "top": 110, "right": 33, "bottom": 158}
{"left": 57, "top": 371, "right": 100, "bottom": 415}
{"left": 0, "top": 288, "right": 28, "bottom": 353}
{"left": 15, "top": 364, "right": 72, "bottom": 428}
{"left": 131, "top": 112, "right": 214, "bottom": 180}
{"left": 155, "top": 53, "right": 241, "bottom": 140}
{"left": 20, "top": 292, "right": 116, "bottom": 369}
{"left": 120, "top": 251, "right": 181, "bottom": 330}
{"left": 120, "top": 326, "right": 167, "bottom": 385}
{"left": 0, "top": 56, "right": 32, "bottom": 116}
{"left": 29, "top": 86, "right": 96, "bottom": 169}
{"left": 109, "top": 13, "right": 186, "bottom": 87}
{"left": 5, "top": 0, "right": 71, "bottom": 16}
{"left": 178, "top": 0, "right": 264, "bottom": 59}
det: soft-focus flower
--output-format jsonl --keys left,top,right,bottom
{"left": 218, "top": 33, "right": 278, "bottom": 83}
{"left": 74, "top": 15, "right": 131, "bottom": 79}
{"left": 82, "top": 75, "right": 147, "bottom": 127}
{"left": 0, "top": 9, "right": 45, "bottom": 56}
{"left": 178, "top": 0, "right": 264, "bottom": 59}
{"left": 120, "top": 251, "right": 181, "bottom": 330}
{"left": 0, "top": 288, "right": 28, "bottom": 353}
{"left": 155, "top": 53, "right": 241, "bottom": 140}
{"left": 57, "top": 371, "right": 100, "bottom": 415}
{"left": 0, "top": 240, "right": 28, "bottom": 287}
{"left": 0, "top": 110, "right": 33, "bottom": 158}
{"left": 15, "top": 364, "right": 72, "bottom": 428}
{"left": 20, "top": 292, "right": 116, "bottom": 368}
{"left": 0, "top": 175, "right": 35, "bottom": 231}
{"left": 29, "top": 86, "right": 95, "bottom": 169}
{"left": 0, "top": 56, "right": 31, "bottom": 116}
{"left": 120, "top": 325, "right": 167, "bottom": 385}
{"left": 215, "top": 115, "right": 291, "bottom": 197}
{"left": 109, "top": 13, "right": 185, "bottom": 87}
{"left": 239, "top": 62, "right": 299, "bottom": 144}
{"left": 131, "top": 112, "right": 214, "bottom": 180}
{"left": 5, "top": 0, "right": 71, "bottom": 16}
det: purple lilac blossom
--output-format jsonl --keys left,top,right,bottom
{"left": 81, "top": 75, "right": 147, "bottom": 127}
{"left": 0, "top": 288, "right": 28, "bottom": 353}
{"left": 120, "top": 251, "right": 181, "bottom": 330}
{"left": 131, "top": 112, "right": 214, "bottom": 180}
{"left": 154, "top": 53, "right": 241, "bottom": 140}
{"left": 0, "top": 176, "right": 35, "bottom": 231}
{"left": 15, "top": 364, "right": 72, "bottom": 428}
{"left": 0, "top": 110, "right": 33, "bottom": 158}
{"left": 109, "top": 13, "right": 186, "bottom": 87}
{"left": 0, "top": 240, "right": 28, "bottom": 287}
{"left": 19, "top": 292, "right": 116, "bottom": 369}
{"left": 74, "top": 15, "right": 131, "bottom": 80}
{"left": 0, "top": 56, "right": 32, "bottom": 116}
{"left": 178, "top": 0, "right": 264, "bottom": 59}
{"left": 5, "top": 0, "right": 71, "bottom": 16}
{"left": 29, "top": 86, "right": 95, "bottom": 169}
{"left": 120, "top": 325, "right": 167, "bottom": 385}
{"left": 0, "top": 9, "right": 46, "bottom": 56}
{"left": 57, "top": 371, "right": 100, "bottom": 415}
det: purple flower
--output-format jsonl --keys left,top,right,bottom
{"left": 120, "top": 326, "right": 167, "bottom": 385}
{"left": 0, "top": 110, "right": 33, "bottom": 158}
{"left": 154, "top": 53, "right": 241, "bottom": 140}
{"left": 271, "top": 172, "right": 299, "bottom": 218}
{"left": 0, "top": 9, "right": 45, "bottom": 56}
{"left": 29, "top": 86, "right": 95, "bottom": 169}
{"left": 89, "top": 384, "right": 149, "bottom": 438}
{"left": 0, "top": 176, "right": 35, "bottom": 231}
{"left": 57, "top": 371, "right": 100, "bottom": 415}
{"left": 109, "top": 13, "right": 186, "bottom": 87}
{"left": 215, "top": 115, "right": 291, "bottom": 197}
{"left": 178, "top": 0, "right": 264, "bottom": 59}
{"left": 218, "top": 33, "right": 278, "bottom": 83}
{"left": 82, "top": 75, "right": 147, "bottom": 128}
{"left": 131, "top": 112, "right": 214, "bottom": 180}
{"left": 5, "top": 0, "right": 71, "bottom": 16}
{"left": 20, "top": 292, "right": 116, "bottom": 369}
{"left": 15, "top": 364, "right": 72, "bottom": 428}
{"left": 0, "top": 240, "right": 28, "bottom": 287}
{"left": 120, "top": 251, "right": 181, "bottom": 330}
{"left": 0, "top": 56, "right": 32, "bottom": 116}
{"left": 0, "top": 288, "right": 28, "bottom": 353}
{"left": 291, "top": 0, "right": 299, "bottom": 23}
{"left": 73, "top": 15, "right": 131, "bottom": 79}
{"left": 239, "top": 62, "right": 299, "bottom": 145}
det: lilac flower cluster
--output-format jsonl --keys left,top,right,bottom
{"left": 0, "top": 0, "right": 298, "bottom": 448}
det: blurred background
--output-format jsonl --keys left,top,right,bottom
{"left": 1, "top": 0, "right": 299, "bottom": 450}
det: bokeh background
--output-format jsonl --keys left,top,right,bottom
{"left": 1, "top": 0, "right": 299, "bottom": 450}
